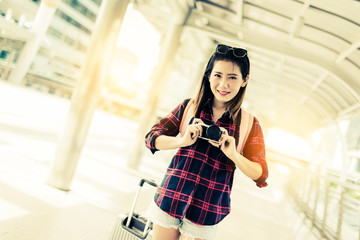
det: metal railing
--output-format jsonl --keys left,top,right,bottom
{"left": 288, "top": 167, "right": 360, "bottom": 240}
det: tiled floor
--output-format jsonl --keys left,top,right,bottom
{"left": 0, "top": 81, "right": 322, "bottom": 240}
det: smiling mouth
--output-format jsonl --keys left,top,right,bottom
{"left": 217, "top": 90, "right": 229, "bottom": 96}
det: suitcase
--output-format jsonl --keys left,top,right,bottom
{"left": 108, "top": 178, "right": 158, "bottom": 240}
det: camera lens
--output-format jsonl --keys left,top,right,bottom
{"left": 206, "top": 125, "right": 222, "bottom": 141}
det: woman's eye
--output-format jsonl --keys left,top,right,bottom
{"left": 214, "top": 74, "right": 221, "bottom": 78}
{"left": 229, "top": 76, "right": 237, "bottom": 80}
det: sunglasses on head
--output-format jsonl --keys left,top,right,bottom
{"left": 216, "top": 44, "right": 247, "bottom": 58}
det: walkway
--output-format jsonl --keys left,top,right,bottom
{"left": 0, "top": 81, "right": 322, "bottom": 239}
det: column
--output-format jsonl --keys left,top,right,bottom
{"left": 127, "top": 9, "right": 190, "bottom": 169}
{"left": 8, "top": 0, "right": 61, "bottom": 84}
{"left": 186, "top": 46, "right": 215, "bottom": 97}
{"left": 47, "top": 0, "right": 130, "bottom": 191}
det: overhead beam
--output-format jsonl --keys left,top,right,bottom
{"left": 275, "top": 56, "right": 286, "bottom": 73}
{"left": 308, "top": 0, "right": 360, "bottom": 24}
{"left": 195, "top": 1, "right": 236, "bottom": 15}
{"left": 335, "top": 39, "right": 360, "bottom": 63}
{"left": 252, "top": 68, "right": 336, "bottom": 118}
{"left": 311, "top": 72, "right": 327, "bottom": 91}
{"left": 337, "top": 102, "right": 360, "bottom": 119}
{"left": 288, "top": 15, "right": 305, "bottom": 42}
{"left": 234, "top": 0, "right": 244, "bottom": 25}
{"left": 251, "top": 66, "right": 309, "bottom": 96}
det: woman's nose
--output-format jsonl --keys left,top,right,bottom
{"left": 219, "top": 77, "right": 228, "bottom": 87}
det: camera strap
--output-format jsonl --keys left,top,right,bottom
{"left": 179, "top": 98, "right": 254, "bottom": 154}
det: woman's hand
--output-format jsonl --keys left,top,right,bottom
{"left": 209, "top": 128, "right": 238, "bottom": 160}
{"left": 210, "top": 128, "right": 263, "bottom": 181}
{"left": 179, "top": 118, "right": 204, "bottom": 147}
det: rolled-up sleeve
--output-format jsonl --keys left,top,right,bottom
{"left": 242, "top": 117, "right": 268, "bottom": 188}
{"left": 145, "top": 99, "right": 190, "bottom": 154}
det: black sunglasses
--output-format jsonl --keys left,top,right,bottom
{"left": 216, "top": 44, "right": 247, "bottom": 58}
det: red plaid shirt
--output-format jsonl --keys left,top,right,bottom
{"left": 145, "top": 99, "right": 268, "bottom": 225}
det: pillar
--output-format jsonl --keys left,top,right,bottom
{"left": 186, "top": 46, "right": 215, "bottom": 97}
{"left": 127, "top": 8, "right": 191, "bottom": 169}
{"left": 47, "top": 0, "right": 130, "bottom": 191}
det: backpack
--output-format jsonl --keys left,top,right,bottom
{"left": 179, "top": 99, "right": 254, "bottom": 154}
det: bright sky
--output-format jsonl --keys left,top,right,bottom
{"left": 115, "top": 4, "right": 160, "bottom": 83}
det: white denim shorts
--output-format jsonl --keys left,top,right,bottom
{"left": 145, "top": 201, "right": 218, "bottom": 240}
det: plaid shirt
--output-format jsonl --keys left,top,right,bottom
{"left": 145, "top": 99, "right": 268, "bottom": 225}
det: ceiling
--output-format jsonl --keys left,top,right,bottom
{"left": 133, "top": 0, "right": 360, "bottom": 137}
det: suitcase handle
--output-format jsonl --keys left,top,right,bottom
{"left": 139, "top": 178, "right": 157, "bottom": 188}
{"left": 125, "top": 178, "right": 158, "bottom": 235}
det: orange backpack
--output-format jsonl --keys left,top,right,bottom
{"left": 179, "top": 99, "right": 254, "bottom": 154}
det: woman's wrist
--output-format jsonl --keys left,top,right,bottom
{"left": 228, "top": 151, "right": 242, "bottom": 164}
{"left": 177, "top": 136, "right": 187, "bottom": 148}
{"left": 234, "top": 153, "right": 262, "bottom": 180}
{"left": 155, "top": 135, "right": 184, "bottom": 150}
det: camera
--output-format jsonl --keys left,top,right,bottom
{"left": 198, "top": 123, "right": 224, "bottom": 142}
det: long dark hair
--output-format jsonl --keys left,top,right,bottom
{"left": 192, "top": 45, "right": 250, "bottom": 144}
{"left": 193, "top": 45, "right": 250, "bottom": 121}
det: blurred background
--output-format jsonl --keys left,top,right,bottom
{"left": 0, "top": 0, "right": 360, "bottom": 239}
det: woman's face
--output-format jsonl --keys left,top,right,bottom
{"left": 209, "top": 60, "right": 248, "bottom": 107}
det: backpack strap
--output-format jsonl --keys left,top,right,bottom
{"left": 179, "top": 99, "right": 195, "bottom": 137}
{"left": 237, "top": 109, "right": 254, "bottom": 154}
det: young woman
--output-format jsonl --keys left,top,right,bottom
{"left": 145, "top": 44, "right": 268, "bottom": 240}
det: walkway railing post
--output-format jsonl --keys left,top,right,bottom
{"left": 290, "top": 165, "right": 360, "bottom": 240}
{"left": 312, "top": 176, "right": 320, "bottom": 223}
{"left": 305, "top": 174, "right": 313, "bottom": 207}
{"left": 336, "top": 187, "right": 345, "bottom": 239}
{"left": 321, "top": 181, "right": 330, "bottom": 235}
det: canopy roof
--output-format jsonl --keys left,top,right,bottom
{"left": 134, "top": 0, "right": 360, "bottom": 136}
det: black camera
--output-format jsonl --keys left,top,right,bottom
{"left": 198, "top": 123, "right": 223, "bottom": 142}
